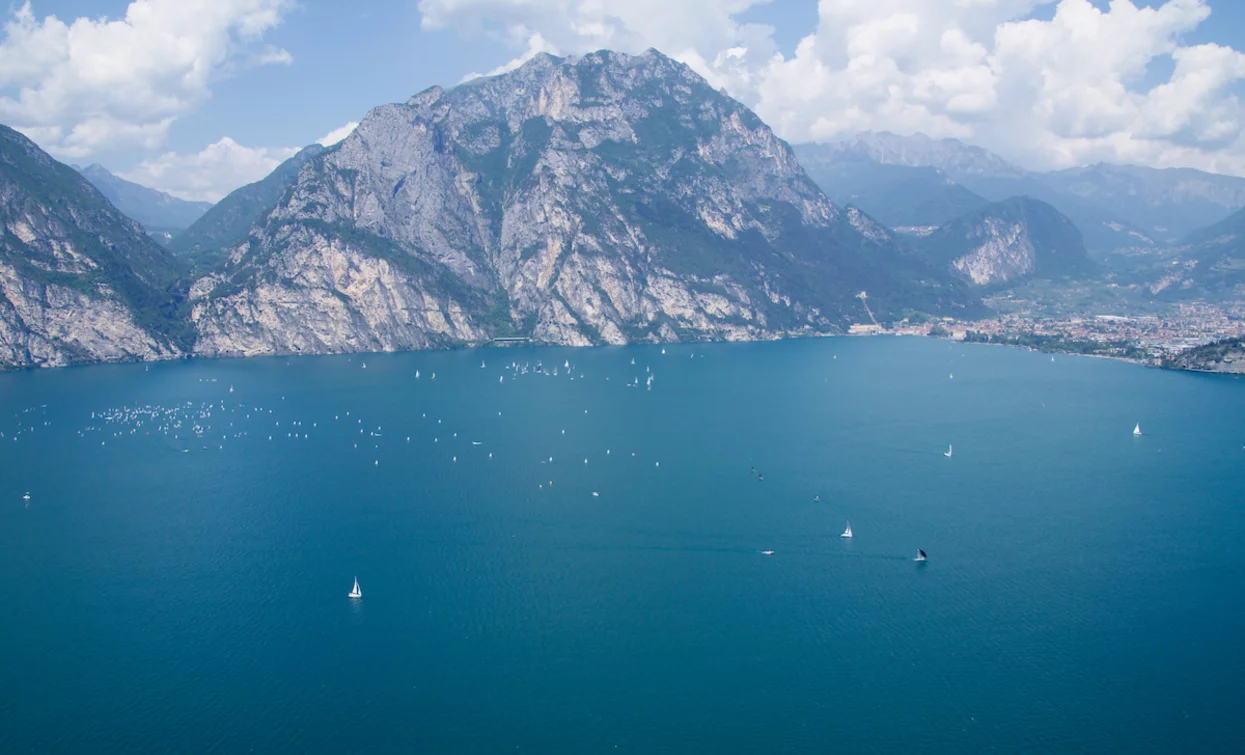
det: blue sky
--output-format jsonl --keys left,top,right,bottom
{"left": 4, "top": 0, "right": 1245, "bottom": 201}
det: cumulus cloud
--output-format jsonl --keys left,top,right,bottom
{"left": 417, "top": 0, "right": 1245, "bottom": 175}
{"left": 317, "top": 122, "right": 359, "bottom": 147}
{"left": 0, "top": 0, "right": 293, "bottom": 158}
{"left": 120, "top": 138, "right": 298, "bottom": 203}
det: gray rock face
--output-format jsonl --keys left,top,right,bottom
{"left": 192, "top": 50, "right": 974, "bottom": 357}
{"left": 0, "top": 126, "right": 185, "bottom": 368}
{"left": 915, "top": 196, "right": 1096, "bottom": 288}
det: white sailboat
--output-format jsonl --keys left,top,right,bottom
{"left": 1133, "top": 423, "right": 1142, "bottom": 436}
{"left": 348, "top": 577, "right": 362, "bottom": 599}
{"left": 944, "top": 444, "right": 953, "bottom": 458}
{"left": 841, "top": 522, "right": 853, "bottom": 538}
{"left": 915, "top": 549, "right": 927, "bottom": 562}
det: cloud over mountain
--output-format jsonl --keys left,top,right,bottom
{"left": 419, "top": 0, "right": 1245, "bottom": 176}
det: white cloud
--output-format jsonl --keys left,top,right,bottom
{"left": 416, "top": 0, "right": 1245, "bottom": 176}
{"left": 0, "top": 0, "right": 292, "bottom": 158}
{"left": 317, "top": 122, "right": 359, "bottom": 147}
{"left": 120, "top": 138, "right": 298, "bottom": 203}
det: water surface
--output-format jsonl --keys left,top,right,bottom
{"left": 1, "top": 337, "right": 1242, "bottom": 753}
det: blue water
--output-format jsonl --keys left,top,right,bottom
{"left": 1, "top": 337, "right": 1243, "bottom": 753}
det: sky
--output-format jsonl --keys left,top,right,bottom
{"left": 3, "top": 0, "right": 1245, "bottom": 202}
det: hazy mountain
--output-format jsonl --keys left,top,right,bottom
{"left": 801, "top": 133, "right": 1150, "bottom": 254}
{"left": 914, "top": 197, "right": 1096, "bottom": 287}
{"left": 189, "top": 50, "right": 977, "bottom": 358}
{"left": 1157, "top": 207, "right": 1245, "bottom": 297}
{"left": 0, "top": 126, "right": 188, "bottom": 367}
{"left": 77, "top": 164, "right": 212, "bottom": 235}
{"left": 815, "top": 132, "right": 1027, "bottom": 180}
{"left": 793, "top": 145, "right": 988, "bottom": 228}
{"left": 170, "top": 144, "right": 326, "bottom": 273}
{"left": 1042, "top": 164, "right": 1245, "bottom": 243}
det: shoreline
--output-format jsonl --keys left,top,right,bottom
{"left": 0, "top": 329, "right": 1183, "bottom": 375}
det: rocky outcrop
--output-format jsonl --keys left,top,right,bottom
{"left": 1162, "top": 337, "right": 1245, "bottom": 373}
{"left": 916, "top": 197, "right": 1096, "bottom": 287}
{"left": 190, "top": 50, "right": 975, "bottom": 356}
{"left": 0, "top": 126, "right": 186, "bottom": 368}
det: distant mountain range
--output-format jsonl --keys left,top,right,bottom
{"left": 76, "top": 164, "right": 212, "bottom": 239}
{"left": 793, "top": 145, "right": 987, "bottom": 228}
{"left": 797, "top": 132, "right": 1245, "bottom": 253}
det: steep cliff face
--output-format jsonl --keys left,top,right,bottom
{"left": 917, "top": 197, "right": 1096, "bottom": 287}
{"left": 191, "top": 50, "right": 975, "bottom": 357}
{"left": 0, "top": 126, "right": 186, "bottom": 368}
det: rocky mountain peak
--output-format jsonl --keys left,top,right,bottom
{"left": 188, "top": 49, "right": 975, "bottom": 358}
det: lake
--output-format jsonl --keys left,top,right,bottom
{"left": 1, "top": 337, "right": 1242, "bottom": 753}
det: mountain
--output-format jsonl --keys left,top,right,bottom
{"left": 77, "top": 164, "right": 212, "bottom": 236}
{"left": 793, "top": 144, "right": 987, "bottom": 228}
{"left": 814, "top": 132, "right": 1028, "bottom": 180}
{"left": 914, "top": 197, "right": 1096, "bottom": 287}
{"left": 170, "top": 144, "right": 325, "bottom": 273}
{"left": 1042, "top": 164, "right": 1245, "bottom": 243}
{"left": 1162, "top": 337, "right": 1245, "bottom": 373}
{"left": 810, "top": 132, "right": 1156, "bottom": 253}
{"left": 189, "top": 50, "right": 977, "bottom": 358}
{"left": 1156, "top": 207, "right": 1245, "bottom": 297}
{"left": 0, "top": 126, "right": 188, "bottom": 367}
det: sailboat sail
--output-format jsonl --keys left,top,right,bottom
{"left": 349, "top": 577, "right": 362, "bottom": 598}
{"left": 1133, "top": 423, "right": 1142, "bottom": 436}
{"left": 841, "top": 522, "right": 852, "bottom": 538}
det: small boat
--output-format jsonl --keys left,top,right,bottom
{"left": 944, "top": 444, "right": 953, "bottom": 458}
{"left": 22, "top": 492, "right": 30, "bottom": 501}
{"left": 481, "top": 361, "right": 486, "bottom": 369}
{"left": 841, "top": 522, "right": 853, "bottom": 538}
{"left": 348, "top": 577, "right": 362, "bottom": 599}
{"left": 1133, "top": 423, "right": 1142, "bottom": 436}
{"left": 915, "top": 549, "right": 927, "bottom": 562}
{"left": 761, "top": 550, "right": 774, "bottom": 556}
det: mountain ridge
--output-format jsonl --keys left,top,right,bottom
{"left": 0, "top": 126, "right": 189, "bottom": 367}
{"left": 169, "top": 144, "right": 326, "bottom": 273}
